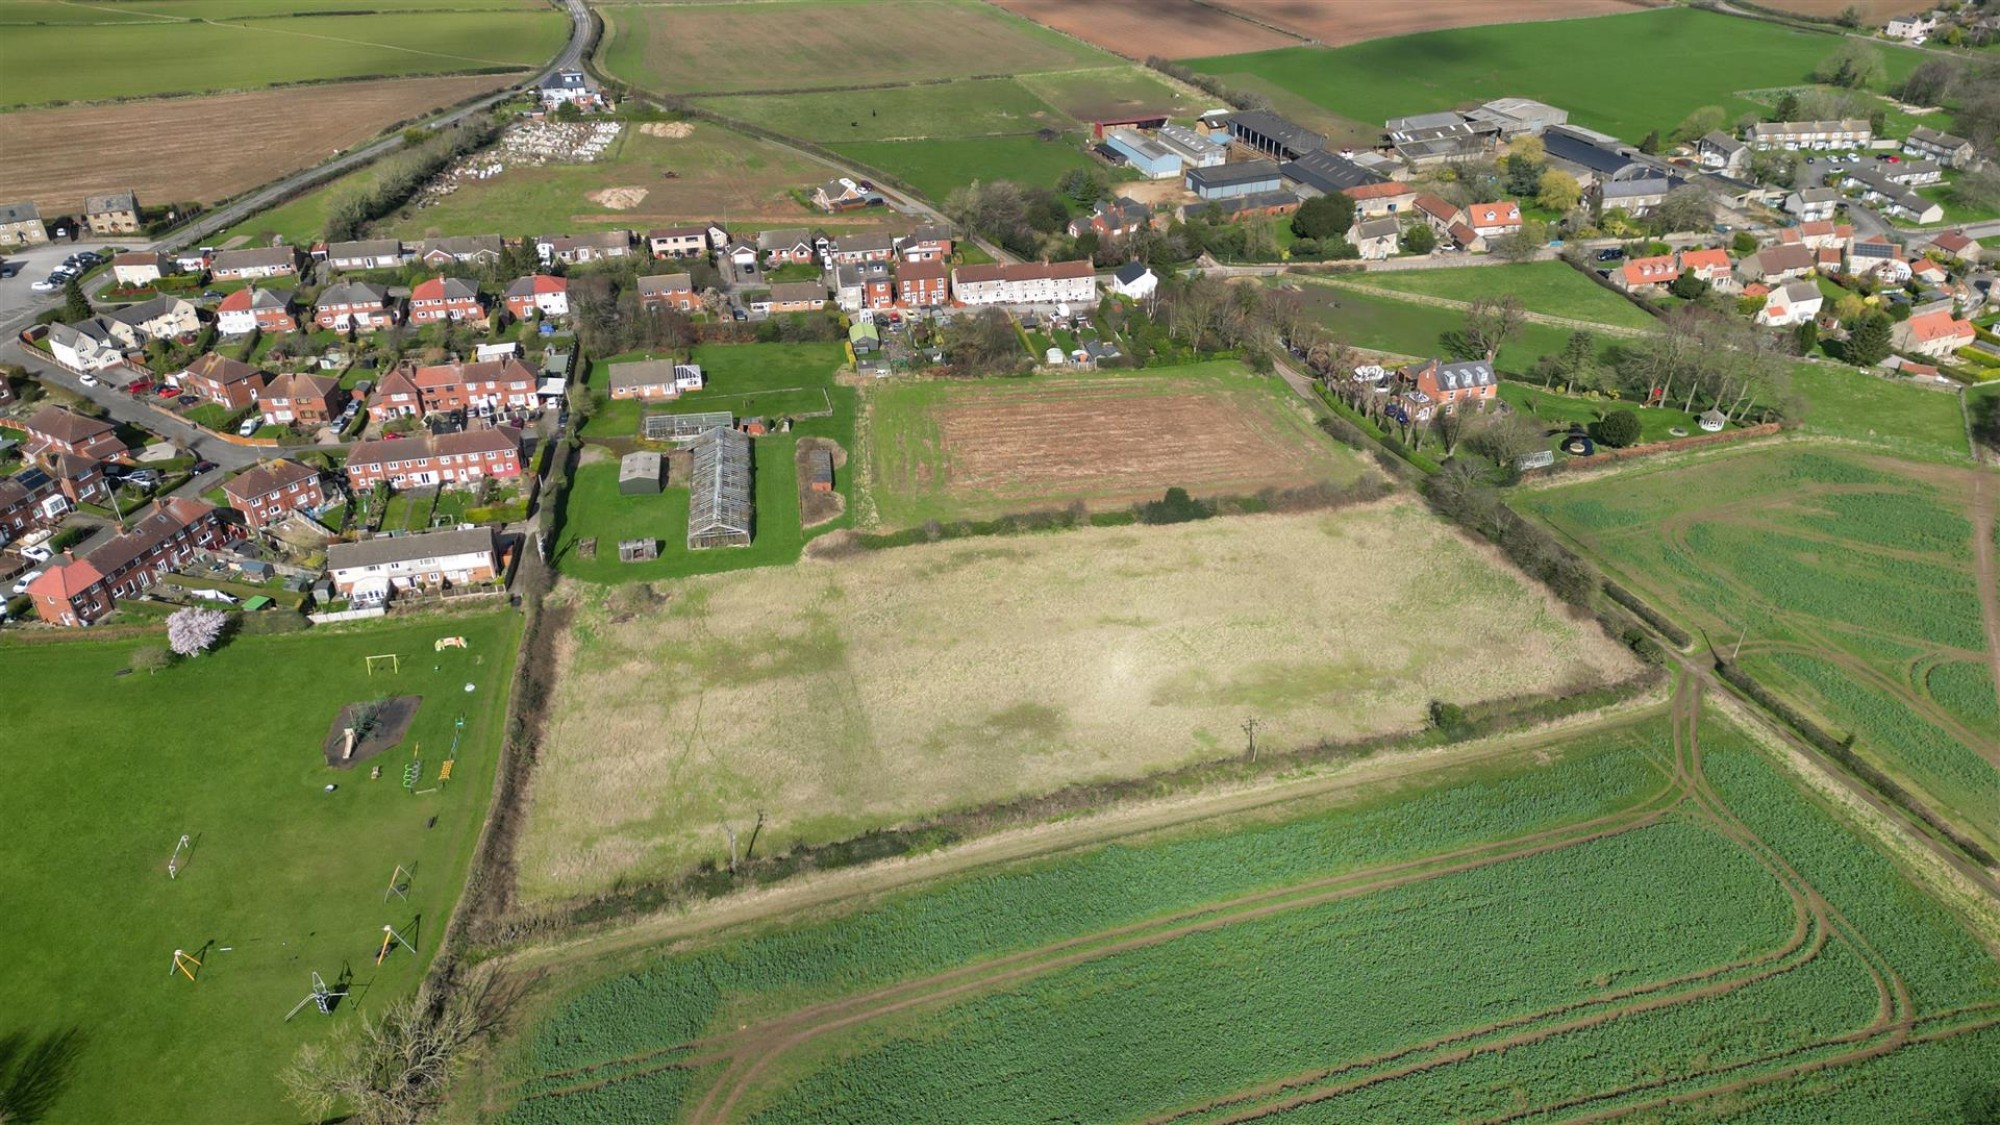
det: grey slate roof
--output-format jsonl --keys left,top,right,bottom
{"left": 1437, "top": 359, "right": 1495, "bottom": 390}
{"left": 1188, "top": 160, "right": 1283, "bottom": 190}
{"left": 1280, "top": 149, "right": 1384, "bottom": 195}
{"left": 0, "top": 201, "right": 41, "bottom": 224}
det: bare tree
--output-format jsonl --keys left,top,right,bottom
{"left": 1461, "top": 296, "right": 1525, "bottom": 360}
{"left": 282, "top": 975, "right": 496, "bottom": 1125}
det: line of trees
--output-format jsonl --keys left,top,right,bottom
{"left": 322, "top": 115, "right": 507, "bottom": 243}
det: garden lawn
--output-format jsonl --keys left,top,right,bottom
{"left": 1790, "top": 362, "right": 1968, "bottom": 460}
{"left": 1498, "top": 382, "right": 1702, "bottom": 446}
{"left": 1283, "top": 282, "right": 1613, "bottom": 374}
{"left": 833, "top": 136, "right": 1102, "bottom": 202}
{"left": 1343, "top": 262, "right": 1658, "bottom": 330}
{"left": 1186, "top": 7, "right": 1920, "bottom": 146}
{"left": 0, "top": 613, "right": 521, "bottom": 1124}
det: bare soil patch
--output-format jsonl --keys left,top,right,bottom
{"left": 0, "top": 74, "right": 513, "bottom": 215}
{"left": 991, "top": 0, "right": 1303, "bottom": 59}
{"left": 585, "top": 186, "right": 649, "bottom": 210}
{"left": 321, "top": 694, "right": 423, "bottom": 769}
{"left": 796, "top": 436, "right": 847, "bottom": 528}
{"left": 1211, "top": 0, "right": 1645, "bottom": 46}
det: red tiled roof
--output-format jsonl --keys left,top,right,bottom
{"left": 25, "top": 405, "right": 115, "bottom": 445}
{"left": 1345, "top": 182, "right": 1415, "bottom": 201}
{"left": 28, "top": 557, "right": 105, "bottom": 600}
{"left": 1902, "top": 310, "right": 1973, "bottom": 343}
{"left": 1622, "top": 255, "right": 1677, "bottom": 286}
{"left": 1467, "top": 200, "right": 1520, "bottom": 226}
{"left": 179, "top": 352, "right": 261, "bottom": 385}
{"left": 1679, "top": 248, "right": 1730, "bottom": 273}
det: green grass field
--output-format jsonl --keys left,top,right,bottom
{"left": 1498, "top": 381, "right": 1705, "bottom": 447}
{"left": 558, "top": 342, "right": 853, "bottom": 583}
{"left": 700, "top": 78, "right": 1071, "bottom": 144}
{"left": 1014, "top": 66, "right": 1197, "bottom": 122}
{"left": 4, "top": 8, "right": 566, "bottom": 106}
{"left": 1188, "top": 8, "right": 1921, "bottom": 145}
{"left": 215, "top": 166, "right": 380, "bottom": 249}
{"left": 1281, "top": 281, "right": 1609, "bottom": 374}
{"left": 0, "top": 613, "right": 521, "bottom": 1124}
{"left": 1343, "top": 262, "right": 1659, "bottom": 330}
{"left": 833, "top": 135, "right": 1102, "bottom": 202}
{"left": 1789, "top": 362, "right": 1969, "bottom": 460}
{"left": 1524, "top": 445, "right": 1998, "bottom": 851}
{"left": 481, "top": 703, "right": 2000, "bottom": 1122}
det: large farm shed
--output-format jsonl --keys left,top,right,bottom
{"left": 643, "top": 410, "right": 734, "bottom": 442}
{"left": 687, "top": 426, "right": 753, "bottom": 550}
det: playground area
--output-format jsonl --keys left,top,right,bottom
{"left": 0, "top": 613, "right": 522, "bottom": 1125}
{"left": 321, "top": 695, "right": 422, "bottom": 768}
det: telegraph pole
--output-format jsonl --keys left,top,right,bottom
{"left": 1242, "top": 717, "right": 1261, "bottom": 763}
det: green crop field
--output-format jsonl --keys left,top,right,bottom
{"left": 0, "top": 613, "right": 521, "bottom": 1124}
{"left": 700, "top": 78, "right": 1072, "bottom": 144}
{"left": 3, "top": 8, "right": 566, "bottom": 106}
{"left": 477, "top": 701, "right": 2000, "bottom": 1122}
{"left": 597, "top": 0, "right": 1107, "bottom": 95}
{"left": 1343, "top": 262, "right": 1659, "bottom": 331}
{"left": 1189, "top": 8, "right": 1921, "bottom": 146}
{"left": 1524, "top": 445, "right": 2000, "bottom": 851}
{"left": 557, "top": 342, "right": 853, "bottom": 584}
{"left": 833, "top": 135, "right": 1103, "bottom": 202}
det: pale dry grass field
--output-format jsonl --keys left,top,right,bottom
{"left": 1212, "top": 0, "right": 1645, "bottom": 46}
{"left": 519, "top": 502, "right": 1637, "bottom": 902}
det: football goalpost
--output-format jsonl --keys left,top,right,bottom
{"left": 365, "top": 654, "right": 401, "bottom": 676}
{"left": 167, "top": 834, "right": 191, "bottom": 879}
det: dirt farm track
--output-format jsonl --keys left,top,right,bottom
{"left": 0, "top": 74, "right": 515, "bottom": 216}
{"left": 993, "top": 0, "right": 1649, "bottom": 58}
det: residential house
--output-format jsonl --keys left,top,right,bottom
{"left": 1695, "top": 131, "right": 1749, "bottom": 176}
{"left": 504, "top": 274, "right": 570, "bottom": 319}
{"left": 1222, "top": 110, "right": 1326, "bottom": 161}
{"left": 1110, "top": 261, "right": 1158, "bottom": 299}
{"left": 1412, "top": 194, "right": 1464, "bottom": 241}
{"left": 315, "top": 281, "right": 397, "bottom": 331}
{"left": 1345, "top": 181, "right": 1419, "bottom": 218}
{"left": 1778, "top": 220, "right": 1854, "bottom": 253}
{"left": 606, "top": 359, "right": 704, "bottom": 400}
{"left": 1466, "top": 201, "right": 1522, "bottom": 240}
{"left": 408, "top": 276, "right": 486, "bottom": 323}
{"left": 1105, "top": 129, "right": 1183, "bottom": 178}
{"left": 1394, "top": 357, "right": 1498, "bottom": 422}
{"left": 221, "top": 459, "right": 324, "bottom": 528}
{"left": 0, "top": 468, "right": 74, "bottom": 540}
{"left": 1349, "top": 217, "right": 1400, "bottom": 261}
{"left": 896, "top": 259, "right": 950, "bottom": 307}
{"left": 828, "top": 233, "right": 897, "bottom": 266}
{"left": 1911, "top": 258, "right": 1950, "bottom": 287}
{"left": 343, "top": 427, "right": 522, "bottom": 490}
{"left": 46, "top": 320, "right": 125, "bottom": 372}
{"left": 1755, "top": 280, "right": 1822, "bottom": 327}
{"left": 326, "top": 526, "right": 498, "bottom": 597}
{"left": 1068, "top": 197, "right": 1150, "bottom": 240}
{"left": 44, "top": 452, "right": 109, "bottom": 506}
{"left": 899, "top": 224, "right": 953, "bottom": 261}
{"left": 534, "top": 230, "right": 634, "bottom": 265}
{"left": 1842, "top": 167, "right": 1944, "bottom": 223}
{"left": 0, "top": 201, "right": 48, "bottom": 247}
{"left": 1601, "top": 176, "right": 1678, "bottom": 215}
{"left": 1186, "top": 160, "right": 1283, "bottom": 200}
{"left": 367, "top": 365, "right": 424, "bottom": 420}
{"left": 1892, "top": 309, "right": 1976, "bottom": 358}
{"left": 1904, "top": 126, "right": 1977, "bottom": 168}
{"left": 416, "top": 236, "right": 502, "bottom": 268}
{"left": 858, "top": 261, "right": 894, "bottom": 310}
{"left": 757, "top": 227, "right": 819, "bottom": 266}
{"left": 721, "top": 240, "right": 759, "bottom": 270}
{"left": 1281, "top": 149, "right": 1385, "bottom": 199}
{"left": 216, "top": 286, "right": 297, "bottom": 336}
{"left": 1924, "top": 229, "right": 1980, "bottom": 264}
{"left": 174, "top": 352, "right": 263, "bottom": 410}
{"left": 1882, "top": 159, "right": 1945, "bottom": 187}
{"left": 950, "top": 260, "right": 1096, "bottom": 306}
{"left": 325, "top": 239, "right": 406, "bottom": 271}
{"left": 1785, "top": 187, "right": 1842, "bottom": 222}
{"left": 83, "top": 191, "right": 141, "bottom": 235}
{"left": 813, "top": 177, "right": 880, "bottom": 212}
{"left": 1849, "top": 235, "right": 1909, "bottom": 283}
{"left": 26, "top": 497, "right": 227, "bottom": 626}
{"left": 539, "top": 68, "right": 601, "bottom": 110}
{"left": 1735, "top": 243, "right": 1817, "bottom": 284}
{"left": 830, "top": 265, "right": 865, "bottom": 313}
{"left": 638, "top": 272, "right": 699, "bottom": 313}
{"left": 209, "top": 245, "right": 300, "bottom": 281}
{"left": 256, "top": 371, "right": 345, "bottom": 427}
{"left": 1885, "top": 13, "right": 1938, "bottom": 38}
{"left": 647, "top": 225, "right": 712, "bottom": 259}
{"left": 761, "top": 280, "right": 829, "bottom": 313}
{"left": 1618, "top": 254, "right": 1680, "bottom": 292}
{"left": 102, "top": 296, "right": 199, "bottom": 347}
{"left": 111, "top": 252, "right": 172, "bottom": 287}
{"left": 370, "top": 357, "right": 537, "bottom": 419}
{"left": 1679, "top": 247, "right": 1735, "bottom": 288}
{"left": 1744, "top": 120, "right": 1872, "bottom": 150}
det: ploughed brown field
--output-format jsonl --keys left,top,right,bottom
{"left": 1211, "top": 0, "right": 1646, "bottom": 46}
{"left": 990, "top": 0, "right": 1305, "bottom": 59}
{"left": 0, "top": 74, "right": 516, "bottom": 215}
{"left": 1753, "top": 0, "right": 1926, "bottom": 18}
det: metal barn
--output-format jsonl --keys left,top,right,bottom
{"left": 687, "top": 426, "right": 753, "bottom": 549}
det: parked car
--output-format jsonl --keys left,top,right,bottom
{"left": 126, "top": 469, "right": 162, "bottom": 486}
{"left": 237, "top": 418, "right": 260, "bottom": 437}
{"left": 78, "top": 374, "right": 100, "bottom": 388}
{"left": 30, "top": 278, "right": 61, "bottom": 292}
{"left": 191, "top": 460, "right": 217, "bottom": 475}
{"left": 0, "top": 261, "right": 19, "bottom": 278}
{"left": 127, "top": 380, "right": 154, "bottom": 396}
{"left": 155, "top": 384, "right": 180, "bottom": 398}
{"left": 1595, "top": 248, "right": 1624, "bottom": 262}
{"left": 177, "top": 395, "right": 199, "bottom": 407}
{"left": 11, "top": 570, "right": 42, "bottom": 596}
{"left": 19, "top": 544, "right": 53, "bottom": 564}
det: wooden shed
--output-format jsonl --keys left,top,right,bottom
{"left": 807, "top": 448, "right": 834, "bottom": 493}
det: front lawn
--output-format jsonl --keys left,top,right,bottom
{"left": 1499, "top": 382, "right": 1704, "bottom": 446}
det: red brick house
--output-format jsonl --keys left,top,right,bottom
{"left": 503, "top": 274, "right": 568, "bottom": 319}
{"left": 23, "top": 405, "right": 125, "bottom": 463}
{"left": 409, "top": 276, "right": 487, "bottom": 324}
{"left": 896, "top": 260, "right": 949, "bottom": 307}
{"left": 368, "top": 366, "right": 425, "bottom": 422}
{"left": 647, "top": 225, "right": 711, "bottom": 259}
{"left": 899, "top": 224, "right": 953, "bottom": 261}
{"left": 46, "top": 451, "right": 111, "bottom": 505}
{"left": 257, "top": 372, "right": 346, "bottom": 427}
{"left": 1402, "top": 356, "right": 1498, "bottom": 419}
{"left": 368, "top": 358, "right": 539, "bottom": 421}
{"left": 216, "top": 286, "right": 297, "bottom": 336}
{"left": 315, "top": 281, "right": 397, "bottom": 332}
{"left": 174, "top": 352, "right": 264, "bottom": 410}
{"left": 860, "top": 263, "right": 895, "bottom": 310}
{"left": 0, "top": 467, "right": 75, "bottom": 538}
{"left": 222, "top": 459, "right": 324, "bottom": 528}
{"left": 344, "top": 426, "right": 522, "bottom": 490}
{"left": 27, "top": 497, "right": 227, "bottom": 626}
{"left": 638, "top": 272, "right": 700, "bottom": 312}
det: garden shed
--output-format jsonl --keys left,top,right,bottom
{"left": 687, "top": 426, "right": 753, "bottom": 549}
{"left": 618, "top": 538, "right": 658, "bottom": 562}
{"left": 807, "top": 448, "right": 834, "bottom": 493}
{"left": 618, "top": 451, "right": 663, "bottom": 495}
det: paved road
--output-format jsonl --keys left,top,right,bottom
{"left": 3, "top": 340, "right": 267, "bottom": 475}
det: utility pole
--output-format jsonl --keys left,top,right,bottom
{"left": 722, "top": 822, "right": 738, "bottom": 875}
{"left": 744, "top": 809, "right": 766, "bottom": 865}
{"left": 1242, "top": 717, "right": 1261, "bottom": 763}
